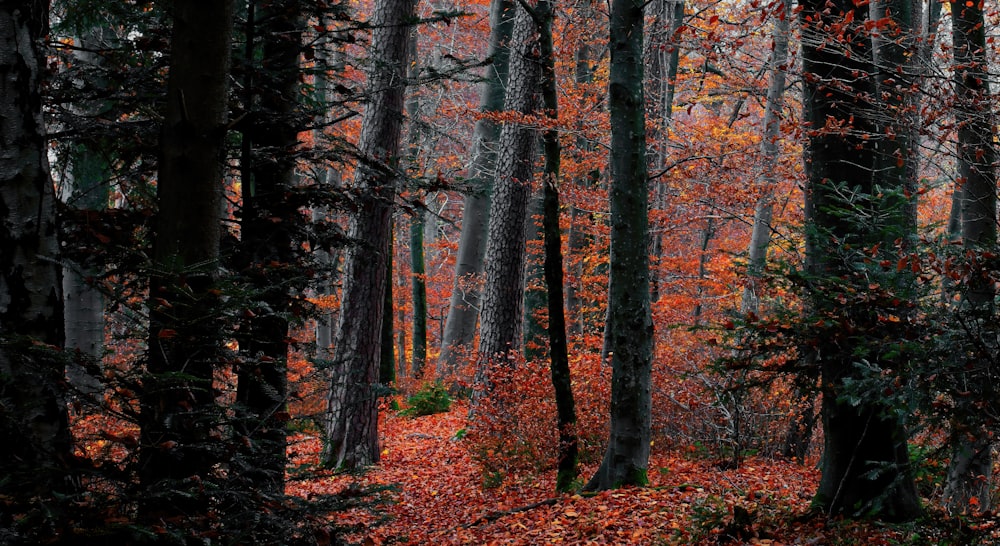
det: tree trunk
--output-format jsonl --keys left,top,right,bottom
{"left": 533, "top": 0, "right": 578, "bottom": 492}
{"left": 943, "top": 0, "right": 997, "bottom": 514}
{"left": 407, "top": 27, "right": 428, "bottom": 379}
{"left": 235, "top": 0, "right": 303, "bottom": 497}
{"left": 741, "top": 0, "right": 790, "bottom": 315}
{"left": 475, "top": 5, "right": 539, "bottom": 389}
{"left": 437, "top": 0, "right": 515, "bottom": 375}
{"left": 381, "top": 227, "right": 396, "bottom": 384}
{"left": 0, "top": 0, "right": 75, "bottom": 505}
{"left": 323, "top": 0, "right": 415, "bottom": 469}
{"left": 800, "top": 0, "right": 921, "bottom": 521}
{"left": 584, "top": 0, "right": 654, "bottom": 491}
{"left": 139, "top": 0, "right": 235, "bottom": 519}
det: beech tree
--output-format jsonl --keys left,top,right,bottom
{"left": 942, "top": 0, "right": 996, "bottom": 513}
{"left": 799, "top": 0, "right": 921, "bottom": 520}
{"left": 324, "top": 0, "right": 416, "bottom": 469}
{"left": 585, "top": 0, "right": 654, "bottom": 491}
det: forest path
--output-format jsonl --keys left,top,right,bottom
{"left": 287, "top": 403, "right": 962, "bottom": 545}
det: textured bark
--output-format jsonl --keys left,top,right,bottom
{"left": 800, "top": 0, "right": 921, "bottom": 521}
{"left": 0, "top": 0, "right": 74, "bottom": 501}
{"left": 475, "top": 6, "right": 539, "bottom": 386}
{"left": 943, "top": 0, "right": 997, "bottom": 514}
{"left": 584, "top": 0, "right": 653, "bottom": 491}
{"left": 741, "top": 0, "right": 790, "bottom": 315}
{"left": 139, "top": 0, "right": 235, "bottom": 518}
{"left": 437, "top": 0, "right": 514, "bottom": 374}
{"left": 324, "top": 0, "right": 415, "bottom": 469}
{"left": 235, "top": 0, "right": 303, "bottom": 496}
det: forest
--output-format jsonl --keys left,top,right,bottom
{"left": 5, "top": 0, "right": 1000, "bottom": 544}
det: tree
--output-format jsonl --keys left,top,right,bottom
{"left": 475, "top": 3, "right": 539, "bottom": 385}
{"left": 0, "top": 0, "right": 75, "bottom": 508}
{"left": 532, "top": 0, "right": 578, "bottom": 492}
{"left": 585, "top": 0, "right": 654, "bottom": 491}
{"left": 942, "top": 0, "right": 996, "bottom": 513}
{"left": 139, "top": 0, "right": 235, "bottom": 518}
{"left": 437, "top": 0, "right": 514, "bottom": 374}
{"left": 799, "top": 0, "right": 921, "bottom": 520}
{"left": 324, "top": 0, "right": 416, "bottom": 469}
{"left": 741, "top": 0, "right": 790, "bottom": 315}
{"left": 235, "top": 0, "right": 305, "bottom": 496}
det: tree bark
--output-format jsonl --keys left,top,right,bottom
{"left": 584, "top": 0, "right": 654, "bottom": 491}
{"left": 741, "top": 0, "right": 790, "bottom": 315}
{"left": 475, "top": 4, "right": 539, "bottom": 389}
{"left": 323, "top": 0, "right": 415, "bottom": 469}
{"left": 800, "top": 0, "right": 921, "bottom": 521}
{"left": 0, "top": 0, "right": 75, "bottom": 503}
{"left": 532, "top": 0, "right": 578, "bottom": 492}
{"left": 943, "top": 0, "right": 997, "bottom": 514}
{"left": 139, "top": 0, "right": 235, "bottom": 518}
{"left": 437, "top": 0, "right": 515, "bottom": 375}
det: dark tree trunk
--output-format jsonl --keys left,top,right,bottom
{"left": 529, "top": 0, "right": 578, "bottom": 493}
{"left": 800, "top": 0, "right": 921, "bottom": 521}
{"left": 0, "top": 0, "right": 75, "bottom": 506}
{"left": 943, "top": 0, "right": 997, "bottom": 514}
{"left": 584, "top": 0, "right": 654, "bottom": 491}
{"left": 235, "top": 0, "right": 303, "bottom": 497}
{"left": 139, "top": 0, "right": 235, "bottom": 518}
{"left": 437, "top": 0, "right": 514, "bottom": 375}
{"left": 323, "top": 0, "right": 415, "bottom": 469}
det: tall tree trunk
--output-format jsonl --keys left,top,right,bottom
{"left": 475, "top": 5, "right": 539, "bottom": 390}
{"left": 943, "top": 0, "right": 997, "bottom": 514}
{"left": 0, "top": 0, "right": 75, "bottom": 507}
{"left": 61, "top": 28, "right": 111, "bottom": 396}
{"left": 648, "top": 0, "right": 684, "bottom": 304}
{"left": 800, "top": 0, "right": 921, "bottom": 521}
{"left": 533, "top": 0, "right": 578, "bottom": 492}
{"left": 381, "top": 227, "right": 397, "bottom": 384}
{"left": 139, "top": 0, "right": 235, "bottom": 518}
{"left": 407, "top": 26, "right": 428, "bottom": 379}
{"left": 584, "top": 0, "right": 654, "bottom": 491}
{"left": 235, "top": 0, "right": 303, "bottom": 497}
{"left": 741, "top": 0, "right": 790, "bottom": 315}
{"left": 323, "top": 0, "right": 415, "bottom": 469}
{"left": 437, "top": 0, "right": 514, "bottom": 375}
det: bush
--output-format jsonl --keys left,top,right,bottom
{"left": 400, "top": 382, "right": 452, "bottom": 417}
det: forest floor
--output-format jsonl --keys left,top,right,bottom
{"left": 288, "top": 403, "right": 999, "bottom": 545}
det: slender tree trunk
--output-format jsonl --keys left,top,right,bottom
{"left": 437, "top": 0, "right": 514, "bottom": 375}
{"left": 323, "top": 0, "right": 415, "bottom": 469}
{"left": 475, "top": 5, "right": 539, "bottom": 390}
{"left": 584, "top": 0, "right": 654, "bottom": 491}
{"left": 943, "top": 0, "right": 997, "bottom": 514}
{"left": 381, "top": 227, "right": 396, "bottom": 384}
{"left": 741, "top": 0, "right": 790, "bottom": 315}
{"left": 532, "top": 0, "right": 578, "bottom": 492}
{"left": 648, "top": 0, "right": 684, "bottom": 304}
{"left": 139, "top": 0, "right": 235, "bottom": 518}
{"left": 0, "top": 0, "right": 75, "bottom": 506}
{"left": 800, "top": 0, "right": 921, "bottom": 521}
{"left": 407, "top": 27, "right": 428, "bottom": 378}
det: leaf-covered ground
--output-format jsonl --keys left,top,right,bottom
{"left": 289, "top": 403, "right": 999, "bottom": 545}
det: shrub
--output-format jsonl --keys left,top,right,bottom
{"left": 400, "top": 382, "right": 452, "bottom": 417}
